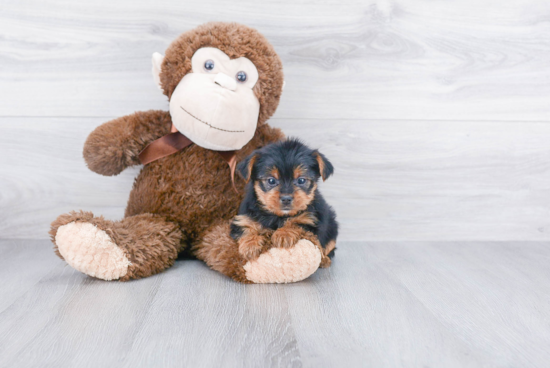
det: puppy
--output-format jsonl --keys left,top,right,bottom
{"left": 230, "top": 138, "right": 338, "bottom": 265}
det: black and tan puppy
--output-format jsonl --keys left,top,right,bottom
{"left": 230, "top": 138, "right": 338, "bottom": 265}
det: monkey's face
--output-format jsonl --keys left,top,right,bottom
{"left": 154, "top": 47, "right": 261, "bottom": 151}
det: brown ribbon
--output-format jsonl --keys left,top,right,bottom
{"left": 138, "top": 128, "right": 239, "bottom": 192}
{"left": 138, "top": 132, "right": 193, "bottom": 165}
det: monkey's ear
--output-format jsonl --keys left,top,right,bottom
{"left": 237, "top": 153, "right": 258, "bottom": 183}
{"left": 313, "top": 150, "right": 334, "bottom": 181}
{"left": 152, "top": 52, "right": 165, "bottom": 90}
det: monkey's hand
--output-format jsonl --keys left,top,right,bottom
{"left": 83, "top": 110, "right": 172, "bottom": 176}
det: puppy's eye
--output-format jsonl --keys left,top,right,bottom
{"left": 297, "top": 177, "right": 307, "bottom": 185}
{"left": 236, "top": 71, "right": 247, "bottom": 82}
{"left": 267, "top": 177, "right": 277, "bottom": 186}
{"left": 204, "top": 60, "right": 215, "bottom": 71}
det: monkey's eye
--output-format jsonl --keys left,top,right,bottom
{"left": 236, "top": 71, "right": 247, "bottom": 82}
{"left": 297, "top": 178, "right": 307, "bottom": 185}
{"left": 204, "top": 60, "right": 215, "bottom": 71}
{"left": 266, "top": 177, "right": 278, "bottom": 186}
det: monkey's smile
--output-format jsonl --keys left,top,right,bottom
{"left": 180, "top": 106, "right": 244, "bottom": 133}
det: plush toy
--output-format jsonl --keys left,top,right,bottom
{"left": 49, "top": 22, "right": 329, "bottom": 283}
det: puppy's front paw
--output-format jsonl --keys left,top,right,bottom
{"left": 238, "top": 234, "right": 265, "bottom": 261}
{"left": 271, "top": 226, "right": 302, "bottom": 249}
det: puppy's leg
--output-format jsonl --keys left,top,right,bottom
{"left": 271, "top": 212, "right": 316, "bottom": 249}
{"left": 231, "top": 215, "right": 271, "bottom": 261}
{"left": 319, "top": 240, "right": 336, "bottom": 268}
{"left": 271, "top": 212, "right": 335, "bottom": 268}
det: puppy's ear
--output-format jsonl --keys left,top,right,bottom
{"left": 313, "top": 150, "right": 334, "bottom": 181}
{"left": 237, "top": 153, "right": 258, "bottom": 183}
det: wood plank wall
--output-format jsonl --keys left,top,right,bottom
{"left": 1, "top": 0, "right": 550, "bottom": 240}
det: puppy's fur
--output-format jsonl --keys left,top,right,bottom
{"left": 231, "top": 138, "right": 338, "bottom": 262}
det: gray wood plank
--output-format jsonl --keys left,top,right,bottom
{"left": 123, "top": 262, "right": 301, "bottom": 368}
{"left": 2, "top": 117, "right": 550, "bottom": 241}
{"left": 367, "top": 242, "right": 550, "bottom": 367}
{"left": 0, "top": 261, "right": 165, "bottom": 368}
{"left": 1, "top": 0, "right": 550, "bottom": 120}
{"left": 285, "top": 250, "right": 491, "bottom": 367}
{"left": 2, "top": 240, "right": 550, "bottom": 367}
{"left": 0, "top": 239, "right": 61, "bottom": 313}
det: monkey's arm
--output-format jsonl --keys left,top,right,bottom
{"left": 83, "top": 110, "right": 172, "bottom": 176}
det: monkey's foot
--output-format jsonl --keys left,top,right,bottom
{"left": 50, "top": 211, "right": 182, "bottom": 281}
{"left": 55, "top": 221, "right": 130, "bottom": 281}
{"left": 242, "top": 239, "right": 322, "bottom": 283}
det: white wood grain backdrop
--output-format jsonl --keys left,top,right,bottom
{"left": 1, "top": 0, "right": 550, "bottom": 240}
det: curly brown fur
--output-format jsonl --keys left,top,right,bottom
{"left": 124, "top": 122, "right": 284, "bottom": 246}
{"left": 192, "top": 221, "right": 252, "bottom": 283}
{"left": 84, "top": 110, "right": 173, "bottom": 176}
{"left": 50, "top": 210, "right": 183, "bottom": 280}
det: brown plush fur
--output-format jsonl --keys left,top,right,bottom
{"left": 83, "top": 110, "right": 173, "bottom": 176}
{"left": 124, "top": 119, "right": 284, "bottom": 246}
{"left": 192, "top": 220, "right": 252, "bottom": 284}
{"left": 51, "top": 22, "right": 288, "bottom": 281}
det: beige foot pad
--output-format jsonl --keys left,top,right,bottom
{"left": 243, "top": 239, "right": 322, "bottom": 283}
{"left": 55, "top": 222, "right": 130, "bottom": 281}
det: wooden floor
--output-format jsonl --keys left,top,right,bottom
{"left": 1, "top": 239, "right": 549, "bottom": 367}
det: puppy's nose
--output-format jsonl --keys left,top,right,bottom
{"left": 214, "top": 73, "right": 237, "bottom": 91}
{"left": 280, "top": 195, "right": 293, "bottom": 206}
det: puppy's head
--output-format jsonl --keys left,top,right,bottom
{"left": 238, "top": 138, "right": 334, "bottom": 216}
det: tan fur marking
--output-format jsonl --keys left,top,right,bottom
{"left": 314, "top": 152, "right": 327, "bottom": 181}
{"left": 325, "top": 240, "right": 336, "bottom": 255}
{"left": 320, "top": 240, "right": 336, "bottom": 268}
{"left": 233, "top": 215, "right": 263, "bottom": 232}
{"left": 244, "top": 155, "right": 257, "bottom": 183}
{"left": 287, "top": 182, "right": 317, "bottom": 216}
{"left": 286, "top": 212, "right": 317, "bottom": 226}
{"left": 233, "top": 215, "right": 271, "bottom": 261}
{"left": 293, "top": 165, "right": 306, "bottom": 179}
{"left": 254, "top": 181, "right": 284, "bottom": 216}
{"left": 238, "top": 233, "right": 265, "bottom": 260}
{"left": 272, "top": 225, "right": 303, "bottom": 249}
{"left": 269, "top": 167, "right": 280, "bottom": 180}
{"left": 272, "top": 212, "right": 317, "bottom": 249}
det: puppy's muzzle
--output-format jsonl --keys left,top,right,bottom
{"left": 280, "top": 195, "right": 293, "bottom": 208}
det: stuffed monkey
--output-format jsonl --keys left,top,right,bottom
{"left": 49, "top": 22, "right": 328, "bottom": 283}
